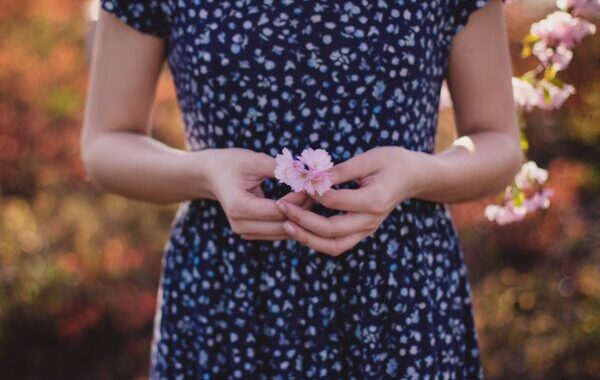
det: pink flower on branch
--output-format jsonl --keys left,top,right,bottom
{"left": 532, "top": 41, "right": 573, "bottom": 71}
{"left": 523, "top": 188, "right": 554, "bottom": 212}
{"left": 530, "top": 10, "right": 596, "bottom": 49}
{"left": 274, "top": 147, "right": 334, "bottom": 196}
{"left": 482, "top": 2, "right": 595, "bottom": 224}
{"left": 511, "top": 77, "right": 575, "bottom": 111}
{"left": 537, "top": 79, "right": 576, "bottom": 110}
{"left": 515, "top": 161, "right": 549, "bottom": 189}
{"left": 484, "top": 203, "right": 526, "bottom": 225}
{"left": 484, "top": 161, "right": 554, "bottom": 225}
{"left": 512, "top": 77, "right": 541, "bottom": 111}
{"left": 557, "top": 0, "right": 600, "bottom": 17}
{"left": 484, "top": 188, "right": 554, "bottom": 225}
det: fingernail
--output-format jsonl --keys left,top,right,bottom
{"left": 283, "top": 221, "right": 296, "bottom": 235}
{"left": 276, "top": 201, "right": 287, "bottom": 213}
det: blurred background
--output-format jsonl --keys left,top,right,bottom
{"left": 0, "top": 0, "right": 598, "bottom": 379}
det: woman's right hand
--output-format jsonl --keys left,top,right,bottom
{"left": 200, "top": 148, "right": 313, "bottom": 241}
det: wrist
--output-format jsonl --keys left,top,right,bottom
{"left": 185, "top": 149, "right": 219, "bottom": 201}
{"left": 404, "top": 149, "right": 444, "bottom": 201}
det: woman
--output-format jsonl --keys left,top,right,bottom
{"left": 81, "top": 0, "right": 522, "bottom": 378}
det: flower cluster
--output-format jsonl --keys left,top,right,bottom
{"left": 529, "top": 10, "right": 596, "bottom": 71}
{"left": 274, "top": 147, "right": 334, "bottom": 196}
{"left": 484, "top": 162, "right": 554, "bottom": 225}
{"left": 516, "top": 8, "right": 596, "bottom": 112}
{"left": 512, "top": 77, "right": 576, "bottom": 111}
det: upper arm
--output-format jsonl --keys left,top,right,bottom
{"left": 81, "top": 8, "right": 166, "bottom": 150}
{"left": 445, "top": 0, "right": 519, "bottom": 140}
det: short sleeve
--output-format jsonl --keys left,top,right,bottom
{"left": 100, "top": 0, "right": 170, "bottom": 38}
{"left": 448, "top": 0, "right": 505, "bottom": 37}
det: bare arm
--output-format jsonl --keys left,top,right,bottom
{"left": 81, "top": 10, "right": 312, "bottom": 240}
{"left": 413, "top": 0, "right": 524, "bottom": 204}
{"left": 81, "top": 10, "right": 213, "bottom": 205}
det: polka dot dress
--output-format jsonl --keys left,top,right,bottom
{"left": 100, "top": 0, "right": 498, "bottom": 378}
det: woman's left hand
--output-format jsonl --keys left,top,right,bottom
{"left": 275, "top": 146, "right": 429, "bottom": 256}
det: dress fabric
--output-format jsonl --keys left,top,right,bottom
{"left": 101, "top": 0, "right": 497, "bottom": 379}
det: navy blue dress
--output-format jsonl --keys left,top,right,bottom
{"left": 101, "top": 0, "right": 496, "bottom": 378}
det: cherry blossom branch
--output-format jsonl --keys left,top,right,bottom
{"left": 440, "top": 0, "right": 599, "bottom": 224}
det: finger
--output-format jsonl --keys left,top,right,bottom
{"left": 283, "top": 220, "right": 367, "bottom": 257}
{"left": 279, "top": 191, "right": 314, "bottom": 210}
{"left": 246, "top": 152, "right": 277, "bottom": 179}
{"left": 312, "top": 186, "right": 382, "bottom": 213}
{"left": 229, "top": 220, "right": 286, "bottom": 235}
{"left": 233, "top": 191, "right": 312, "bottom": 221}
{"left": 241, "top": 234, "right": 289, "bottom": 241}
{"left": 278, "top": 200, "right": 377, "bottom": 238}
{"left": 230, "top": 193, "right": 286, "bottom": 221}
{"left": 279, "top": 190, "right": 309, "bottom": 206}
{"left": 329, "top": 152, "right": 376, "bottom": 186}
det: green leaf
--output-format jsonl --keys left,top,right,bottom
{"left": 543, "top": 87, "right": 552, "bottom": 104}
{"left": 520, "top": 71, "right": 537, "bottom": 83}
{"left": 548, "top": 75, "right": 564, "bottom": 88}
{"left": 544, "top": 66, "right": 558, "bottom": 81}
{"left": 513, "top": 190, "right": 525, "bottom": 207}
{"left": 523, "top": 34, "right": 541, "bottom": 44}
{"left": 520, "top": 130, "right": 529, "bottom": 152}
{"left": 521, "top": 44, "right": 532, "bottom": 59}
{"left": 520, "top": 34, "right": 540, "bottom": 59}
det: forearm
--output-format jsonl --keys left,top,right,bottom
{"left": 81, "top": 130, "right": 214, "bottom": 205}
{"left": 411, "top": 129, "right": 524, "bottom": 204}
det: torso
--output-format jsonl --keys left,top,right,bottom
{"left": 150, "top": 1, "right": 483, "bottom": 379}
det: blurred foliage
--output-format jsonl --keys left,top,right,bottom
{"left": 0, "top": 0, "right": 598, "bottom": 379}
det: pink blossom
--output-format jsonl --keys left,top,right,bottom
{"left": 550, "top": 45, "right": 574, "bottom": 70}
{"left": 484, "top": 203, "right": 526, "bottom": 225}
{"left": 557, "top": 0, "right": 600, "bottom": 17}
{"left": 299, "top": 148, "right": 334, "bottom": 172}
{"left": 274, "top": 147, "right": 334, "bottom": 196}
{"left": 537, "top": 80, "right": 576, "bottom": 110}
{"left": 274, "top": 148, "right": 309, "bottom": 192}
{"left": 530, "top": 11, "right": 596, "bottom": 49}
{"left": 485, "top": 187, "right": 553, "bottom": 225}
{"left": 515, "top": 161, "right": 549, "bottom": 189}
{"left": 304, "top": 170, "right": 333, "bottom": 196}
{"left": 522, "top": 188, "right": 554, "bottom": 212}
{"left": 512, "top": 77, "right": 540, "bottom": 111}
{"left": 512, "top": 77, "right": 574, "bottom": 111}
{"left": 532, "top": 41, "right": 573, "bottom": 71}
{"left": 274, "top": 147, "right": 295, "bottom": 180}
